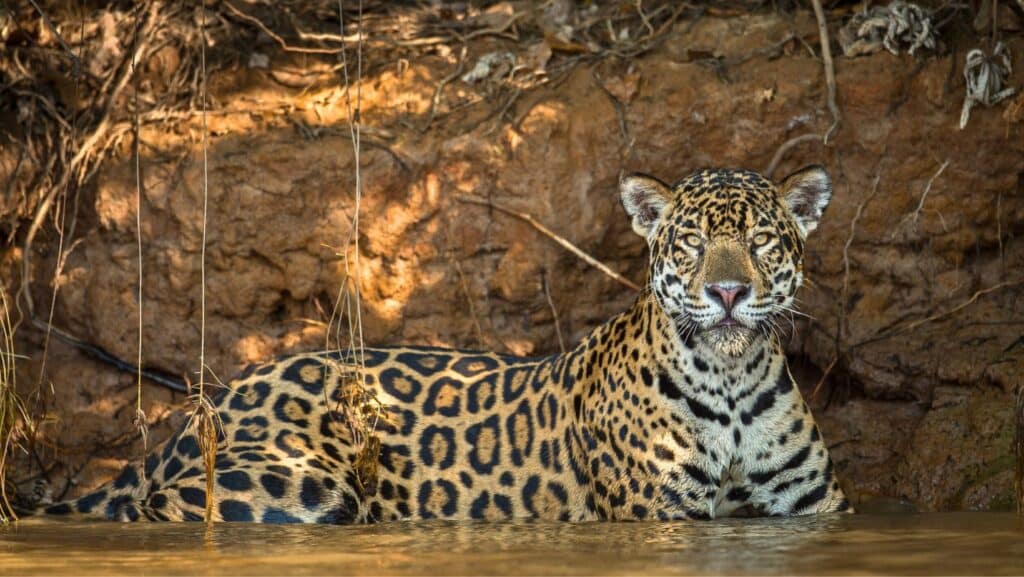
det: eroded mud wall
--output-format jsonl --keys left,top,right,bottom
{"left": 3, "top": 8, "right": 1022, "bottom": 510}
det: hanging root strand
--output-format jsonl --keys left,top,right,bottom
{"left": 1016, "top": 382, "right": 1023, "bottom": 515}
{"left": 811, "top": 0, "right": 841, "bottom": 144}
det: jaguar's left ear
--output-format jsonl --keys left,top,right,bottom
{"left": 778, "top": 165, "right": 832, "bottom": 236}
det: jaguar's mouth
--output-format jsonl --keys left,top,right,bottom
{"left": 703, "top": 322, "right": 757, "bottom": 357}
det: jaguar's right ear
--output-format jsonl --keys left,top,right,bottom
{"left": 620, "top": 173, "right": 672, "bottom": 239}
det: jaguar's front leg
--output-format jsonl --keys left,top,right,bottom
{"left": 746, "top": 401, "right": 854, "bottom": 516}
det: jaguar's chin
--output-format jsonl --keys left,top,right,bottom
{"left": 701, "top": 325, "right": 758, "bottom": 358}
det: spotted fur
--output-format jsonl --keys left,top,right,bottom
{"left": 32, "top": 166, "right": 851, "bottom": 523}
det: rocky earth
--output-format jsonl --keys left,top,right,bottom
{"left": 2, "top": 5, "right": 1022, "bottom": 511}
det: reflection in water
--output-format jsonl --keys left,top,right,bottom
{"left": 1, "top": 513, "right": 1022, "bottom": 575}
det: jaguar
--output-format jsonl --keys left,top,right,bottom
{"left": 28, "top": 165, "right": 851, "bottom": 523}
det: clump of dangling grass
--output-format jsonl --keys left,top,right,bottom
{"left": 322, "top": 0, "right": 381, "bottom": 500}
{"left": 0, "top": 285, "right": 31, "bottom": 523}
{"left": 184, "top": 367, "right": 225, "bottom": 524}
{"left": 323, "top": 357, "right": 384, "bottom": 496}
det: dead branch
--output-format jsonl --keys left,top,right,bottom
{"left": 811, "top": 0, "right": 841, "bottom": 144}
{"left": 456, "top": 195, "right": 641, "bottom": 292}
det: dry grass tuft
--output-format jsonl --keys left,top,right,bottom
{"left": 184, "top": 387, "right": 223, "bottom": 524}
{"left": 0, "top": 285, "right": 31, "bottom": 523}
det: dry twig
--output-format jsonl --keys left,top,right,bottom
{"left": 456, "top": 195, "right": 641, "bottom": 292}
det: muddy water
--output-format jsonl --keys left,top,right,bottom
{"left": 1, "top": 513, "right": 1022, "bottom": 575}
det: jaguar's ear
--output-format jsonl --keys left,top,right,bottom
{"left": 620, "top": 173, "right": 672, "bottom": 239}
{"left": 779, "top": 165, "right": 832, "bottom": 236}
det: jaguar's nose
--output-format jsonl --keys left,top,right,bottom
{"left": 704, "top": 283, "right": 751, "bottom": 313}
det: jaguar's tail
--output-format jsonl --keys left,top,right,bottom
{"left": 26, "top": 461, "right": 151, "bottom": 522}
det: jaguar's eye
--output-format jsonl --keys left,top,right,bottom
{"left": 752, "top": 232, "right": 772, "bottom": 247}
{"left": 683, "top": 234, "right": 703, "bottom": 248}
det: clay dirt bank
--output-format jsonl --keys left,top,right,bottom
{"left": 1, "top": 1, "right": 1022, "bottom": 514}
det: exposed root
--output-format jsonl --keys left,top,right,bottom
{"left": 224, "top": 1, "right": 340, "bottom": 55}
{"left": 811, "top": 0, "right": 841, "bottom": 144}
{"left": 812, "top": 173, "right": 880, "bottom": 402}
{"left": 25, "top": 0, "right": 82, "bottom": 74}
{"left": 890, "top": 158, "right": 950, "bottom": 240}
{"left": 541, "top": 270, "right": 566, "bottom": 354}
{"left": 899, "top": 280, "right": 1024, "bottom": 333}
{"left": 764, "top": 133, "right": 822, "bottom": 179}
{"left": 591, "top": 68, "right": 634, "bottom": 160}
{"left": 456, "top": 195, "right": 641, "bottom": 292}
{"left": 1004, "top": 92, "right": 1024, "bottom": 125}
{"left": 419, "top": 44, "right": 468, "bottom": 133}
{"left": 852, "top": 279, "right": 1024, "bottom": 351}
{"left": 809, "top": 354, "right": 838, "bottom": 403}
{"left": 445, "top": 232, "right": 487, "bottom": 348}
{"left": 17, "top": 0, "right": 162, "bottom": 393}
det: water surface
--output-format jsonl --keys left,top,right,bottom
{"left": 2, "top": 513, "right": 1022, "bottom": 575}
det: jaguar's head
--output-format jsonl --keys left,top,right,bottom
{"left": 621, "top": 166, "right": 832, "bottom": 357}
